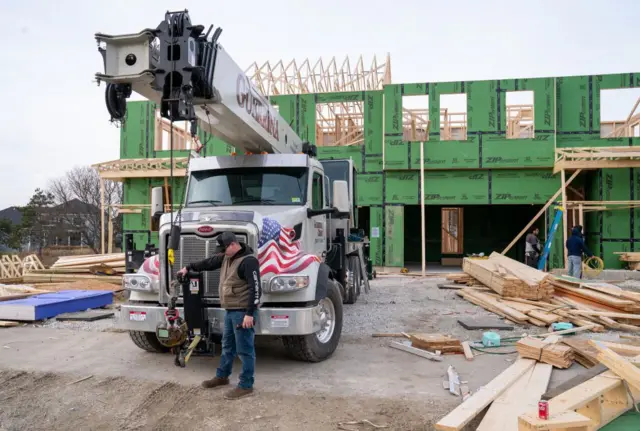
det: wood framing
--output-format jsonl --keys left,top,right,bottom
{"left": 553, "top": 146, "right": 640, "bottom": 173}
{"left": 245, "top": 54, "right": 392, "bottom": 96}
{"left": 506, "top": 104, "right": 534, "bottom": 139}
{"left": 92, "top": 158, "right": 189, "bottom": 182}
{"left": 601, "top": 95, "right": 640, "bottom": 138}
{"left": 502, "top": 169, "right": 582, "bottom": 255}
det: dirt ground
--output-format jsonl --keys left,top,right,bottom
{"left": 0, "top": 275, "right": 615, "bottom": 430}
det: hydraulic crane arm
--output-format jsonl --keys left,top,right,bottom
{"left": 95, "top": 10, "right": 303, "bottom": 155}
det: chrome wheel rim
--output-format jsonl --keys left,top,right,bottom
{"left": 316, "top": 297, "right": 336, "bottom": 343}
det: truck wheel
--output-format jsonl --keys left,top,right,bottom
{"left": 282, "top": 280, "right": 343, "bottom": 362}
{"left": 344, "top": 256, "right": 359, "bottom": 304}
{"left": 128, "top": 330, "right": 170, "bottom": 353}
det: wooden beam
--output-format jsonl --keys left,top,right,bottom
{"left": 561, "top": 169, "right": 568, "bottom": 269}
{"left": 579, "top": 203, "right": 584, "bottom": 227}
{"left": 100, "top": 178, "right": 105, "bottom": 255}
{"left": 502, "top": 169, "right": 581, "bottom": 255}
{"left": 420, "top": 141, "right": 426, "bottom": 276}
{"left": 435, "top": 358, "right": 536, "bottom": 431}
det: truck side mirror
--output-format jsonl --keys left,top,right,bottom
{"left": 332, "top": 180, "right": 349, "bottom": 215}
{"left": 150, "top": 187, "right": 164, "bottom": 231}
{"left": 151, "top": 187, "right": 164, "bottom": 216}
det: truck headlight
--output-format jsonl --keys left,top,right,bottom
{"left": 123, "top": 274, "right": 155, "bottom": 292}
{"left": 267, "top": 275, "right": 310, "bottom": 293}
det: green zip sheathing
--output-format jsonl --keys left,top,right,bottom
{"left": 119, "top": 71, "right": 640, "bottom": 269}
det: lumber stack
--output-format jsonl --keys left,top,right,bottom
{"left": 615, "top": 251, "right": 640, "bottom": 270}
{"left": 454, "top": 252, "right": 640, "bottom": 333}
{"left": 516, "top": 337, "right": 574, "bottom": 368}
{"left": 462, "top": 252, "right": 554, "bottom": 300}
{"left": 22, "top": 253, "right": 125, "bottom": 285}
{"left": 407, "top": 333, "right": 463, "bottom": 354}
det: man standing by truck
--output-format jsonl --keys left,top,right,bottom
{"left": 177, "top": 231, "right": 261, "bottom": 400}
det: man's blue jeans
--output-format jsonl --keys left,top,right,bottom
{"left": 568, "top": 255, "right": 582, "bottom": 278}
{"left": 215, "top": 310, "right": 256, "bottom": 389}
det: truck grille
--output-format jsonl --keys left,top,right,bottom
{"left": 170, "top": 233, "right": 247, "bottom": 298}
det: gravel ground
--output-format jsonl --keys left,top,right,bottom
{"left": 2, "top": 274, "right": 637, "bottom": 430}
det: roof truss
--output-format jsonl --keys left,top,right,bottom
{"left": 245, "top": 54, "right": 392, "bottom": 96}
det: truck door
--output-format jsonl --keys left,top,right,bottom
{"left": 307, "top": 169, "right": 327, "bottom": 259}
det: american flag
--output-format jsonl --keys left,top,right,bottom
{"left": 258, "top": 217, "right": 320, "bottom": 275}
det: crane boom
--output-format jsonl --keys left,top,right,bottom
{"left": 95, "top": 10, "right": 303, "bottom": 154}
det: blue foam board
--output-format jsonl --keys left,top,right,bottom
{"left": 0, "top": 290, "right": 113, "bottom": 321}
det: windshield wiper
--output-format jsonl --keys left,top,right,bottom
{"left": 187, "top": 199, "right": 223, "bottom": 206}
{"left": 233, "top": 198, "right": 278, "bottom": 205}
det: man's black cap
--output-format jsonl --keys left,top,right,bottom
{"left": 215, "top": 231, "right": 237, "bottom": 253}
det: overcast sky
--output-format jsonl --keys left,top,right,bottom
{"left": 1, "top": 0, "right": 639, "bottom": 209}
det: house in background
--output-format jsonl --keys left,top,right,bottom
{"left": 0, "top": 199, "right": 100, "bottom": 252}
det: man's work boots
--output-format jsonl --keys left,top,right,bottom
{"left": 224, "top": 387, "right": 254, "bottom": 400}
{"left": 201, "top": 376, "right": 229, "bottom": 389}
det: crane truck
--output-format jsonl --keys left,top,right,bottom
{"left": 94, "top": 10, "right": 370, "bottom": 363}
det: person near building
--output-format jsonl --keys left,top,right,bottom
{"left": 177, "top": 231, "right": 261, "bottom": 399}
{"left": 525, "top": 227, "right": 542, "bottom": 268}
{"left": 565, "top": 225, "right": 593, "bottom": 279}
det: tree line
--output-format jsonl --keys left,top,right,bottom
{"left": 0, "top": 167, "right": 122, "bottom": 254}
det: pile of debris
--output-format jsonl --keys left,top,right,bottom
{"left": 22, "top": 253, "right": 125, "bottom": 285}
{"left": 434, "top": 335, "right": 640, "bottom": 430}
{"left": 448, "top": 252, "right": 640, "bottom": 333}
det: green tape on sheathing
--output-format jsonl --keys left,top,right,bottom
{"left": 490, "top": 170, "right": 558, "bottom": 204}
{"left": 120, "top": 101, "right": 152, "bottom": 159}
{"left": 410, "top": 136, "right": 480, "bottom": 169}
{"left": 298, "top": 94, "right": 315, "bottom": 143}
{"left": 316, "top": 91, "right": 363, "bottom": 103}
{"left": 384, "top": 137, "right": 409, "bottom": 169}
{"left": 357, "top": 174, "right": 383, "bottom": 206}
{"left": 402, "top": 83, "right": 428, "bottom": 96}
{"left": 364, "top": 91, "right": 383, "bottom": 155}
{"left": 364, "top": 156, "right": 383, "bottom": 173}
{"left": 384, "top": 85, "right": 402, "bottom": 134}
{"left": 557, "top": 76, "right": 590, "bottom": 133}
{"left": 467, "top": 80, "right": 498, "bottom": 133}
{"left": 384, "top": 206, "right": 404, "bottom": 267}
{"left": 482, "top": 134, "right": 554, "bottom": 168}
{"left": 369, "top": 207, "right": 383, "bottom": 266}
{"left": 423, "top": 171, "right": 489, "bottom": 205}
{"left": 385, "top": 172, "right": 419, "bottom": 204}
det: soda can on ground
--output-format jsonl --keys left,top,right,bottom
{"left": 538, "top": 400, "right": 549, "bottom": 420}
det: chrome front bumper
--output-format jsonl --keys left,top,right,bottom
{"left": 117, "top": 303, "right": 322, "bottom": 335}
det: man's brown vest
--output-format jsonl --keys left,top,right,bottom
{"left": 219, "top": 254, "right": 250, "bottom": 309}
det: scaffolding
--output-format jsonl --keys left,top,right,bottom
{"left": 553, "top": 146, "right": 640, "bottom": 173}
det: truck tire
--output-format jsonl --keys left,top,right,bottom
{"left": 344, "top": 255, "right": 360, "bottom": 304}
{"left": 282, "top": 280, "right": 343, "bottom": 362}
{"left": 128, "top": 330, "right": 170, "bottom": 353}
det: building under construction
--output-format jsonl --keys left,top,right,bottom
{"left": 94, "top": 54, "right": 640, "bottom": 271}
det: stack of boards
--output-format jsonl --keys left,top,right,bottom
{"left": 22, "top": 253, "right": 124, "bottom": 285}
{"left": 449, "top": 252, "right": 640, "bottom": 333}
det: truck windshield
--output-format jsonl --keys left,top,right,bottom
{"left": 186, "top": 167, "right": 308, "bottom": 207}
